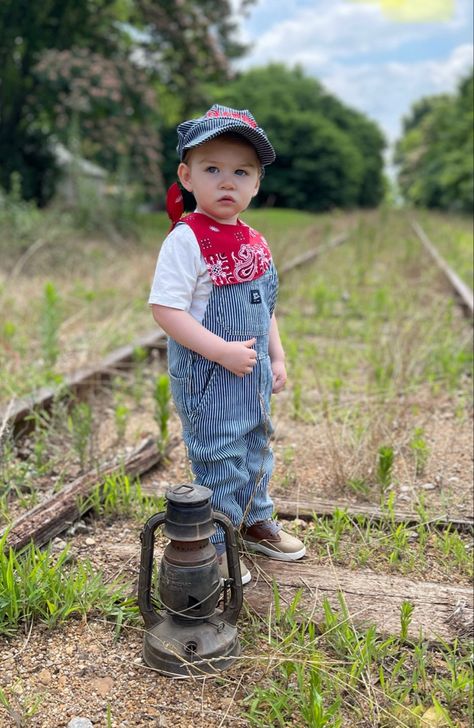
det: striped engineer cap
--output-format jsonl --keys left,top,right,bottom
{"left": 176, "top": 104, "right": 276, "bottom": 166}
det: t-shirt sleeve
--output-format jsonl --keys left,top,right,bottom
{"left": 148, "top": 224, "right": 202, "bottom": 311}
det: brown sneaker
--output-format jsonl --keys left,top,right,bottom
{"left": 218, "top": 551, "right": 252, "bottom": 585}
{"left": 241, "top": 520, "right": 306, "bottom": 561}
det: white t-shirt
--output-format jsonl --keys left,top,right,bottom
{"left": 148, "top": 223, "right": 212, "bottom": 323}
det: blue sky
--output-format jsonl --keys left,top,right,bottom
{"left": 233, "top": 0, "right": 473, "bottom": 148}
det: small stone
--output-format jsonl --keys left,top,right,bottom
{"left": 37, "top": 668, "right": 52, "bottom": 684}
{"left": 90, "top": 676, "right": 114, "bottom": 697}
{"left": 67, "top": 720, "right": 94, "bottom": 728}
{"left": 408, "top": 531, "right": 419, "bottom": 541}
{"left": 399, "top": 485, "right": 412, "bottom": 493}
{"left": 291, "top": 518, "right": 307, "bottom": 530}
{"left": 53, "top": 538, "right": 67, "bottom": 550}
{"left": 75, "top": 521, "right": 91, "bottom": 534}
{"left": 85, "top": 537, "right": 96, "bottom": 546}
{"left": 420, "top": 705, "right": 451, "bottom": 726}
{"left": 421, "top": 482, "right": 436, "bottom": 490}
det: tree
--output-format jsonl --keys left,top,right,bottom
{"left": 136, "top": 0, "right": 254, "bottom": 115}
{"left": 199, "top": 64, "right": 385, "bottom": 211}
{"left": 0, "top": 0, "right": 126, "bottom": 203}
{"left": 394, "top": 71, "right": 474, "bottom": 213}
{"left": 0, "top": 0, "right": 254, "bottom": 204}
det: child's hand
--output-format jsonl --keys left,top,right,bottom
{"left": 217, "top": 338, "right": 257, "bottom": 377}
{"left": 271, "top": 360, "right": 287, "bottom": 393}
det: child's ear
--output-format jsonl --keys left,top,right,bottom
{"left": 177, "top": 162, "right": 193, "bottom": 192}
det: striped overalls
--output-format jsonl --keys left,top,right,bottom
{"left": 168, "top": 245, "right": 279, "bottom": 543}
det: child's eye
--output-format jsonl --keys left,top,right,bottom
{"left": 235, "top": 169, "right": 248, "bottom": 176}
{"left": 206, "top": 166, "right": 219, "bottom": 174}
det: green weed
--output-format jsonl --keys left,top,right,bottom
{"left": 67, "top": 401, "right": 93, "bottom": 470}
{"left": 244, "top": 587, "right": 469, "bottom": 727}
{"left": 306, "top": 507, "right": 472, "bottom": 582}
{"left": 39, "top": 281, "right": 61, "bottom": 371}
{"left": 154, "top": 374, "right": 170, "bottom": 453}
{"left": 377, "top": 445, "right": 395, "bottom": 492}
{"left": 0, "top": 531, "right": 137, "bottom": 636}
{"left": 399, "top": 600, "right": 415, "bottom": 642}
{"left": 0, "top": 682, "right": 42, "bottom": 725}
{"left": 409, "top": 427, "right": 430, "bottom": 477}
{"left": 79, "top": 472, "right": 166, "bottom": 521}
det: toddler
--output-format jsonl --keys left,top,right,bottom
{"left": 149, "top": 104, "right": 305, "bottom": 584}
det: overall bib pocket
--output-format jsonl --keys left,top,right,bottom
{"left": 216, "top": 278, "right": 270, "bottom": 337}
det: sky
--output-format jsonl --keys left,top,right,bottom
{"left": 233, "top": 0, "right": 473, "bottom": 149}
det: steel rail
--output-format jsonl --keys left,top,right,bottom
{"left": 411, "top": 220, "right": 473, "bottom": 318}
{"left": 0, "top": 328, "right": 167, "bottom": 437}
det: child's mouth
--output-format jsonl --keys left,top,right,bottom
{"left": 218, "top": 196, "right": 235, "bottom": 203}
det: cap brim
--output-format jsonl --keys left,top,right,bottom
{"left": 182, "top": 124, "right": 275, "bottom": 166}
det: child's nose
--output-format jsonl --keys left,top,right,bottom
{"left": 219, "top": 172, "right": 236, "bottom": 188}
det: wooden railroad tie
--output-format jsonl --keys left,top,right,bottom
{"left": 243, "top": 557, "right": 473, "bottom": 643}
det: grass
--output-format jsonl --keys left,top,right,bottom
{"left": 79, "top": 471, "right": 166, "bottom": 522}
{"left": 274, "top": 209, "right": 472, "bottom": 489}
{"left": 301, "top": 508, "right": 473, "bottom": 582}
{"left": 242, "top": 588, "right": 473, "bottom": 727}
{"left": 0, "top": 205, "right": 335, "bottom": 403}
{"left": 414, "top": 210, "right": 473, "bottom": 288}
{"left": 0, "top": 204, "right": 472, "bottom": 724}
{"left": 0, "top": 531, "right": 138, "bottom": 638}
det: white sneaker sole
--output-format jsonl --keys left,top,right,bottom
{"left": 220, "top": 570, "right": 252, "bottom": 586}
{"left": 242, "top": 540, "right": 306, "bottom": 561}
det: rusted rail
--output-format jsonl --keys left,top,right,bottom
{"left": 0, "top": 328, "right": 167, "bottom": 437}
{"left": 412, "top": 220, "right": 473, "bottom": 318}
{"left": 2, "top": 436, "right": 177, "bottom": 551}
{"left": 278, "top": 231, "right": 350, "bottom": 278}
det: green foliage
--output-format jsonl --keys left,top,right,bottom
{"left": 67, "top": 402, "right": 93, "bottom": 470}
{"left": 0, "top": 531, "right": 137, "bottom": 636}
{"left": 137, "top": 0, "right": 253, "bottom": 114}
{"left": 395, "top": 70, "right": 474, "bottom": 212}
{"left": 409, "top": 427, "right": 430, "bottom": 477}
{"left": 154, "top": 374, "right": 171, "bottom": 452}
{"left": 377, "top": 445, "right": 395, "bottom": 490}
{"left": 34, "top": 51, "right": 163, "bottom": 200}
{"left": 80, "top": 472, "right": 166, "bottom": 521}
{"left": 0, "top": 0, "right": 253, "bottom": 204}
{"left": 40, "top": 282, "right": 61, "bottom": 370}
{"left": 0, "top": 0, "right": 126, "bottom": 203}
{"left": 206, "top": 64, "right": 386, "bottom": 211}
{"left": 245, "top": 588, "right": 472, "bottom": 727}
{"left": 399, "top": 600, "right": 415, "bottom": 642}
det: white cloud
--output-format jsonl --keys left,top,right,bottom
{"left": 233, "top": 0, "right": 473, "bottom": 146}
{"left": 236, "top": 0, "right": 471, "bottom": 71}
{"left": 321, "top": 43, "right": 473, "bottom": 143}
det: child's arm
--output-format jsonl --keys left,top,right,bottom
{"left": 269, "top": 314, "right": 287, "bottom": 393}
{"left": 152, "top": 304, "right": 257, "bottom": 378}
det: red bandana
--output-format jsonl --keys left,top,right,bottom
{"left": 182, "top": 212, "right": 272, "bottom": 286}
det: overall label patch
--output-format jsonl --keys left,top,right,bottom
{"left": 250, "top": 290, "right": 262, "bottom": 304}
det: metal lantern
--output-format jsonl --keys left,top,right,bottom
{"left": 137, "top": 483, "right": 243, "bottom": 677}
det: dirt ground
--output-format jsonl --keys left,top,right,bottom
{"left": 0, "top": 383, "right": 472, "bottom": 727}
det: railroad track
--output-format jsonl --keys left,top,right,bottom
{"left": 411, "top": 220, "right": 473, "bottom": 318}
{"left": 1, "top": 218, "right": 472, "bottom": 641}
{"left": 1, "top": 220, "right": 472, "bottom": 521}
{"left": 1, "top": 219, "right": 470, "bottom": 439}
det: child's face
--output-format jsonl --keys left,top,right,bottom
{"left": 177, "top": 136, "right": 261, "bottom": 225}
